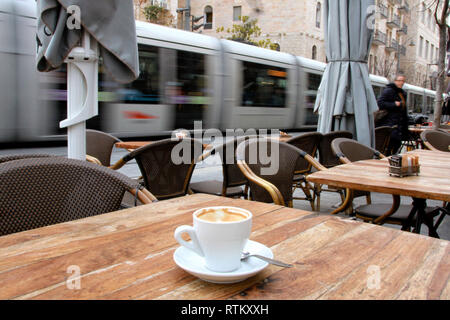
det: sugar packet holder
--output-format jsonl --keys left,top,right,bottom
{"left": 388, "top": 154, "right": 420, "bottom": 177}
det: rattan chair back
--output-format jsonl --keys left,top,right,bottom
{"left": 375, "top": 126, "right": 393, "bottom": 155}
{"left": 420, "top": 129, "right": 450, "bottom": 152}
{"left": 214, "top": 136, "right": 259, "bottom": 188}
{"left": 0, "top": 157, "right": 144, "bottom": 236}
{"left": 331, "top": 138, "right": 384, "bottom": 163}
{"left": 124, "top": 138, "right": 204, "bottom": 200}
{"left": 286, "top": 132, "right": 322, "bottom": 174}
{"left": 86, "top": 129, "right": 122, "bottom": 166}
{"left": 236, "top": 138, "right": 306, "bottom": 205}
{"left": 318, "top": 131, "right": 353, "bottom": 168}
{"left": 0, "top": 154, "right": 55, "bottom": 164}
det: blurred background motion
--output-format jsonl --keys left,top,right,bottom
{"left": 0, "top": 0, "right": 443, "bottom": 145}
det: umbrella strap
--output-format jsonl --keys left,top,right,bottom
{"left": 328, "top": 59, "right": 367, "bottom": 63}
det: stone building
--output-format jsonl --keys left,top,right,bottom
{"left": 186, "top": 0, "right": 327, "bottom": 62}
{"left": 133, "top": 0, "right": 442, "bottom": 88}
{"left": 399, "top": 0, "right": 442, "bottom": 89}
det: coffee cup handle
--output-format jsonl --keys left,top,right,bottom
{"left": 174, "top": 225, "right": 204, "bottom": 257}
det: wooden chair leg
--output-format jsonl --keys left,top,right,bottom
{"left": 315, "top": 184, "right": 321, "bottom": 211}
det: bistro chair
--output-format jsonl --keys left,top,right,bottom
{"left": 285, "top": 132, "right": 322, "bottom": 210}
{"left": 0, "top": 157, "right": 156, "bottom": 236}
{"left": 420, "top": 129, "right": 450, "bottom": 152}
{"left": 111, "top": 138, "right": 204, "bottom": 200}
{"left": 0, "top": 153, "right": 55, "bottom": 164}
{"left": 314, "top": 130, "right": 354, "bottom": 210}
{"left": 375, "top": 126, "right": 393, "bottom": 156}
{"left": 331, "top": 137, "right": 423, "bottom": 227}
{"left": 86, "top": 129, "right": 122, "bottom": 167}
{"left": 189, "top": 136, "right": 252, "bottom": 198}
{"left": 235, "top": 138, "right": 326, "bottom": 207}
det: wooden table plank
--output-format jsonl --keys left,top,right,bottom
{"left": 307, "top": 154, "right": 450, "bottom": 202}
{"left": 115, "top": 135, "right": 292, "bottom": 151}
{"left": 0, "top": 194, "right": 448, "bottom": 300}
{"left": 409, "top": 126, "right": 450, "bottom": 134}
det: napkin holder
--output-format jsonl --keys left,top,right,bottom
{"left": 388, "top": 155, "right": 420, "bottom": 178}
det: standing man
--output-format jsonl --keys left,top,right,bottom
{"left": 376, "top": 74, "right": 409, "bottom": 155}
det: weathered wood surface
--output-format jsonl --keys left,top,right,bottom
{"left": 0, "top": 194, "right": 448, "bottom": 300}
{"left": 114, "top": 141, "right": 212, "bottom": 151}
{"left": 307, "top": 151, "right": 450, "bottom": 202}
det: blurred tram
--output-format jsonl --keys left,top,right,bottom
{"left": 0, "top": 0, "right": 438, "bottom": 142}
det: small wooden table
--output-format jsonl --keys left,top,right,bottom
{"left": 115, "top": 135, "right": 292, "bottom": 151}
{"left": 0, "top": 194, "right": 448, "bottom": 300}
{"left": 408, "top": 126, "right": 450, "bottom": 134}
{"left": 307, "top": 150, "right": 450, "bottom": 237}
{"left": 115, "top": 140, "right": 212, "bottom": 151}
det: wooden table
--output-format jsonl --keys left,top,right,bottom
{"left": 0, "top": 193, "right": 448, "bottom": 300}
{"left": 115, "top": 140, "right": 212, "bottom": 151}
{"left": 408, "top": 126, "right": 450, "bottom": 134}
{"left": 307, "top": 149, "right": 450, "bottom": 237}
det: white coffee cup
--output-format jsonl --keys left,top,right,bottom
{"left": 174, "top": 206, "right": 252, "bottom": 273}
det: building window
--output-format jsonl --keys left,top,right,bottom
{"left": 233, "top": 6, "right": 242, "bottom": 21}
{"left": 419, "top": 36, "right": 424, "bottom": 57}
{"left": 427, "top": 9, "right": 432, "bottom": 28}
{"left": 431, "top": 44, "right": 434, "bottom": 61}
{"left": 425, "top": 40, "right": 429, "bottom": 60}
{"left": 312, "top": 45, "right": 317, "bottom": 60}
{"left": 374, "top": 56, "right": 378, "bottom": 75}
{"left": 315, "top": 2, "right": 321, "bottom": 28}
{"left": 204, "top": 6, "right": 213, "bottom": 29}
{"left": 421, "top": 3, "right": 426, "bottom": 24}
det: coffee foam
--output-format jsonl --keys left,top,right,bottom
{"left": 197, "top": 208, "right": 247, "bottom": 222}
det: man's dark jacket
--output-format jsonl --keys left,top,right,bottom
{"left": 376, "top": 83, "right": 408, "bottom": 141}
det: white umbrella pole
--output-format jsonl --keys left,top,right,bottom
{"left": 61, "top": 30, "right": 98, "bottom": 160}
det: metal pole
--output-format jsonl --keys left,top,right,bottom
{"left": 62, "top": 30, "right": 98, "bottom": 160}
{"left": 185, "top": 0, "right": 191, "bottom": 31}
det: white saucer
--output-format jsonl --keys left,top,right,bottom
{"left": 173, "top": 240, "right": 272, "bottom": 284}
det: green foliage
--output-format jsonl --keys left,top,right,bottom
{"left": 143, "top": 5, "right": 163, "bottom": 22}
{"left": 142, "top": 5, "right": 173, "bottom": 26}
{"left": 216, "top": 16, "right": 278, "bottom": 50}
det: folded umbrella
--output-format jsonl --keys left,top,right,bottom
{"left": 36, "top": 0, "right": 139, "bottom": 159}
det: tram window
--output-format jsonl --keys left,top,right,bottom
{"left": 176, "top": 50, "right": 207, "bottom": 102}
{"left": 409, "top": 93, "right": 423, "bottom": 113}
{"left": 99, "top": 45, "right": 160, "bottom": 104}
{"left": 372, "top": 85, "right": 384, "bottom": 98}
{"left": 307, "top": 73, "right": 321, "bottom": 91}
{"left": 305, "top": 95, "right": 319, "bottom": 125}
{"left": 303, "top": 72, "right": 322, "bottom": 125}
{"left": 426, "top": 96, "right": 434, "bottom": 114}
{"left": 241, "top": 61, "right": 287, "bottom": 108}
{"left": 163, "top": 49, "right": 209, "bottom": 130}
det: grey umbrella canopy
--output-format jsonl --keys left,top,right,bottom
{"left": 36, "top": 0, "right": 139, "bottom": 159}
{"left": 314, "top": 0, "right": 378, "bottom": 147}
{"left": 36, "top": 0, "right": 139, "bottom": 83}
